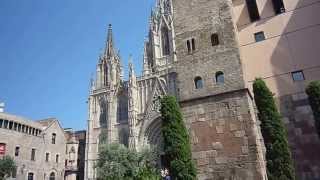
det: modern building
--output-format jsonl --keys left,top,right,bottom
{"left": 64, "top": 129, "right": 86, "bottom": 180}
{"left": 0, "top": 112, "right": 66, "bottom": 180}
{"left": 233, "top": 0, "right": 320, "bottom": 179}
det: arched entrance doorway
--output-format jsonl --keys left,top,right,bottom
{"left": 143, "top": 117, "right": 169, "bottom": 168}
{"left": 49, "top": 172, "right": 55, "bottom": 180}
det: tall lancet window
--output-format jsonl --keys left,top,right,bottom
{"left": 99, "top": 97, "right": 108, "bottom": 126}
{"left": 161, "top": 26, "right": 170, "bottom": 56}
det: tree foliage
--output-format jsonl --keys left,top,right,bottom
{"left": 253, "top": 78, "right": 295, "bottom": 180}
{"left": 306, "top": 81, "right": 320, "bottom": 137}
{"left": 160, "top": 95, "right": 197, "bottom": 180}
{"left": 0, "top": 156, "right": 16, "bottom": 180}
{"left": 96, "top": 143, "right": 159, "bottom": 180}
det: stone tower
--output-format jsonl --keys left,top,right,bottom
{"left": 85, "top": 24, "right": 127, "bottom": 179}
{"left": 171, "top": 0, "right": 267, "bottom": 179}
{"left": 85, "top": 0, "right": 268, "bottom": 179}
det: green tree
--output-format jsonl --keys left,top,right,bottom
{"left": 160, "top": 96, "right": 197, "bottom": 180}
{"left": 253, "top": 78, "right": 295, "bottom": 180}
{"left": 306, "top": 81, "right": 320, "bottom": 137}
{"left": 96, "top": 143, "right": 159, "bottom": 180}
{"left": 0, "top": 156, "right": 16, "bottom": 180}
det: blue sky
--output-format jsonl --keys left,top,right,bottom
{"left": 0, "top": 0, "right": 155, "bottom": 130}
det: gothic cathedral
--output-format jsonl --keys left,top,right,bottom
{"left": 85, "top": 0, "right": 268, "bottom": 179}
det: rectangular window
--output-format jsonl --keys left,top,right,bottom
{"left": 4, "top": 120, "right": 8, "bottom": 128}
{"left": 15, "top": 146, "right": 20, "bottom": 157}
{"left": 254, "top": 31, "right": 265, "bottom": 42}
{"left": 187, "top": 40, "right": 191, "bottom": 54}
{"left": 246, "top": 0, "right": 260, "bottom": 22}
{"left": 0, "top": 119, "right": 3, "bottom": 128}
{"left": 272, "top": 0, "right": 285, "bottom": 14}
{"left": 9, "top": 121, "right": 13, "bottom": 130}
{"left": 31, "top": 149, "right": 36, "bottom": 161}
{"left": 56, "top": 154, "right": 59, "bottom": 163}
{"left": 191, "top": 38, "right": 196, "bottom": 51}
{"left": 13, "top": 123, "right": 17, "bottom": 131}
{"left": 46, "top": 153, "right": 49, "bottom": 162}
{"left": 18, "top": 124, "right": 21, "bottom": 132}
{"left": 292, "top": 71, "right": 305, "bottom": 81}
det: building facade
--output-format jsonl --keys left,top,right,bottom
{"left": 0, "top": 112, "right": 66, "bottom": 180}
{"left": 65, "top": 129, "right": 86, "bottom": 180}
{"left": 233, "top": 0, "right": 320, "bottom": 179}
{"left": 85, "top": 0, "right": 269, "bottom": 179}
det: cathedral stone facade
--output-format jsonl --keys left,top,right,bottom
{"left": 85, "top": 0, "right": 268, "bottom": 179}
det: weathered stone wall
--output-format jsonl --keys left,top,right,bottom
{"left": 172, "top": 0, "right": 245, "bottom": 102}
{"left": 277, "top": 92, "right": 320, "bottom": 180}
{"left": 180, "top": 90, "right": 266, "bottom": 180}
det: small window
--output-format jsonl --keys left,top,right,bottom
{"left": 216, "top": 71, "right": 225, "bottom": 84}
{"left": 272, "top": 0, "right": 285, "bottom": 14}
{"left": 31, "top": 149, "right": 36, "bottom": 161}
{"left": 194, "top": 77, "right": 203, "bottom": 89}
{"left": 15, "top": 146, "right": 20, "bottom": 157}
{"left": 0, "top": 119, "right": 3, "bottom": 128}
{"left": 13, "top": 123, "right": 17, "bottom": 131}
{"left": 191, "top": 38, "right": 196, "bottom": 51}
{"left": 254, "top": 31, "right": 265, "bottom": 42}
{"left": 4, "top": 120, "right": 8, "bottom": 128}
{"left": 46, "top": 153, "right": 50, "bottom": 162}
{"left": 187, "top": 40, "right": 191, "bottom": 54}
{"left": 56, "top": 154, "right": 59, "bottom": 163}
{"left": 9, "top": 121, "right": 13, "bottom": 130}
{"left": 292, "top": 71, "right": 305, "bottom": 81}
{"left": 211, "top": 33, "right": 219, "bottom": 46}
{"left": 28, "top": 172, "right": 34, "bottom": 180}
{"left": 246, "top": 0, "right": 260, "bottom": 22}
{"left": 52, "top": 133, "right": 56, "bottom": 144}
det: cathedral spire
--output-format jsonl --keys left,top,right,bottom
{"left": 104, "top": 24, "right": 115, "bottom": 58}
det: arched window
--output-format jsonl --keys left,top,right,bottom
{"left": 211, "top": 33, "right": 219, "bottom": 46}
{"left": 52, "top": 133, "right": 56, "bottom": 144}
{"left": 49, "top": 172, "right": 55, "bottom": 180}
{"left": 161, "top": 27, "right": 170, "bottom": 56}
{"left": 215, "top": 71, "right": 225, "bottom": 84}
{"left": 28, "top": 173, "right": 34, "bottom": 180}
{"left": 194, "top": 77, "right": 203, "bottom": 89}
{"left": 187, "top": 40, "right": 191, "bottom": 54}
